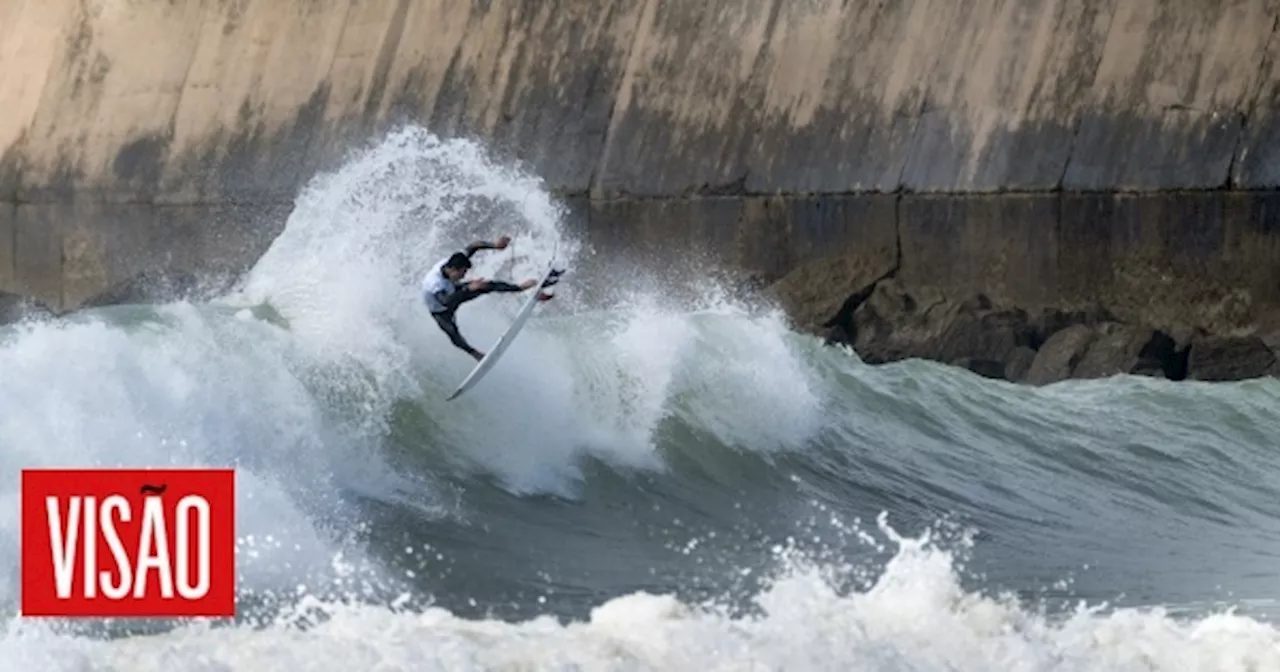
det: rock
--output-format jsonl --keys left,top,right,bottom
{"left": 1024, "top": 324, "right": 1097, "bottom": 385}
{"left": 0, "top": 291, "right": 57, "bottom": 326}
{"left": 850, "top": 279, "right": 951, "bottom": 363}
{"left": 850, "top": 279, "right": 1035, "bottom": 380}
{"left": 808, "top": 276, "right": 1278, "bottom": 387}
{"left": 1005, "top": 346, "right": 1037, "bottom": 382}
{"left": 1072, "top": 323, "right": 1183, "bottom": 380}
{"left": 1031, "top": 304, "right": 1116, "bottom": 348}
{"left": 766, "top": 253, "right": 895, "bottom": 339}
{"left": 935, "top": 308, "right": 1037, "bottom": 364}
{"left": 1185, "top": 335, "right": 1278, "bottom": 381}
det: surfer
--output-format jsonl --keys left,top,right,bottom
{"left": 422, "top": 235, "right": 554, "bottom": 361}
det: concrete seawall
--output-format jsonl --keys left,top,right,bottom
{"left": 2, "top": 0, "right": 1279, "bottom": 379}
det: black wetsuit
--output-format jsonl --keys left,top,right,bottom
{"left": 429, "top": 279, "right": 524, "bottom": 356}
{"left": 425, "top": 242, "right": 562, "bottom": 359}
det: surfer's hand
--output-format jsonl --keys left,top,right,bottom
{"left": 467, "top": 278, "right": 490, "bottom": 291}
{"left": 493, "top": 235, "right": 511, "bottom": 250}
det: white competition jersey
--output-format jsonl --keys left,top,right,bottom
{"left": 421, "top": 258, "right": 458, "bottom": 313}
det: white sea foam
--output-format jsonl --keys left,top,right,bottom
{"left": 2, "top": 515, "right": 1276, "bottom": 672}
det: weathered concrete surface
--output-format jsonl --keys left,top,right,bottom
{"left": 11, "top": 205, "right": 62, "bottom": 308}
{"left": 899, "top": 195, "right": 1061, "bottom": 310}
{"left": 1058, "top": 192, "right": 1280, "bottom": 336}
{"left": 581, "top": 194, "right": 898, "bottom": 291}
{"left": 4, "top": 0, "right": 1279, "bottom": 202}
{"left": 3, "top": 202, "right": 285, "bottom": 310}
{"left": 0, "top": 204, "right": 13, "bottom": 289}
{"left": 0, "top": 0, "right": 651, "bottom": 203}
{"left": 1, "top": 0, "right": 1280, "bottom": 383}
{"left": 1235, "top": 15, "right": 1280, "bottom": 187}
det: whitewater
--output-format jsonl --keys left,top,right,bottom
{"left": 1, "top": 127, "right": 1280, "bottom": 670}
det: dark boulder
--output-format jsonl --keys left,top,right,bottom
{"left": 850, "top": 279, "right": 1036, "bottom": 380}
{"left": 1024, "top": 324, "right": 1097, "bottom": 385}
{"left": 934, "top": 307, "right": 1037, "bottom": 364}
{"left": 789, "top": 274, "right": 1279, "bottom": 388}
{"left": 1031, "top": 304, "right": 1117, "bottom": 348}
{"left": 1004, "top": 346, "right": 1037, "bottom": 382}
{"left": 1185, "top": 335, "right": 1278, "bottom": 381}
{"left": 765, "top": 253, "right": 895, "bottom": 341}
{"left": 1072, "top": 323, "right": 1183, "bottom": 380}
{"left": 850, "top": 279, "right": 952, "bottom": 364}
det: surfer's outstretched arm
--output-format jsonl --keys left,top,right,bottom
{"left": 464, "top": 235, "right": 512, "bottom": 258}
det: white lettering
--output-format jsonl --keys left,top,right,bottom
{"left": 45, "top": 496, "right": 80, "bottom": 599}
{"left": 175, "top": 495, "right": 210, "bottom": 599}
{"left": 42, "top": 489, "right": 216, "bottom": 603}
{"left": 83, "top": 496, "right": 96, "bottom": 598}
{"left": 134, "top": 496, "right": 173, "bottom": 599}
{"left": 99, "top": 495, "right": 131, "bottom": 599}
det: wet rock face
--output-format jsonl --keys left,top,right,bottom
{"left": 849, "top": 281, "right": 1039, "bottom": 371}
{"left": 1051, "top": 322, "right": 1183, "bottom": 382}
{"left": 765, "top": 253, "right": 894, "bottom": 339}
{"left": 1185, "top": 336, "right": 1279, "bottom": 382}
{"left": 0, "top": 291, "right": 56, "bottom": 327}
{"left": 1023, "top": 324, "right": 1097, "bottom": 386}
{"left": 808, "top": 278, "right": 1277, "bottom": 386}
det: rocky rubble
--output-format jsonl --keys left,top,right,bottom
{"left": 1184, "top": 335, "right": 1279, "bottom": 381}
{"left": 776, "top": 276, "right": 1279, "bottom": 385}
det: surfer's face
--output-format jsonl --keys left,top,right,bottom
{"left": 444, "top": 266, "right": 467, "bottom": 281}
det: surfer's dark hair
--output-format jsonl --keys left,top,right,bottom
{"left": 444, "top": 252, "right": 472, "bottom": 270}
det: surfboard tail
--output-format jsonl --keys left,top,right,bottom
{"left": 541, "top": 268, "right": 565, "bottom": 288}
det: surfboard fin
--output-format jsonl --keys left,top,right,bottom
{"left": 541, "top": 268, "right": 566, "bottom": 288}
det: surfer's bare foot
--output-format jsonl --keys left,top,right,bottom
{"left": 519, "top": 278, "right": 537, "bottom": 290}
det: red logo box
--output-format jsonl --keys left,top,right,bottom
{"left": 21, "top": 468, "right": 236, "bottom": 618}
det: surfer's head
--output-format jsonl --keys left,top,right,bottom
{"left": 443, "top": 252, "right": 472, "bottom": 280}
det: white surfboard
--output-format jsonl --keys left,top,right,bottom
{"left": 445, "top": 260, "right": 564, "bottom": 401}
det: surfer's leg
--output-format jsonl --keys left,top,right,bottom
{"left": 445, "top": 281, "right": 520, "bottom": 311}
{"left": 431, "top": 311, "right": 483, "bottom": 360}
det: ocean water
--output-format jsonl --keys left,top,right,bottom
{"left": 1, "top": 127, "right": 1280, "bottom": 670}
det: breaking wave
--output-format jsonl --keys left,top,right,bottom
{"left": 1, "top": 127, "right": 1279, "bottom": 670}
